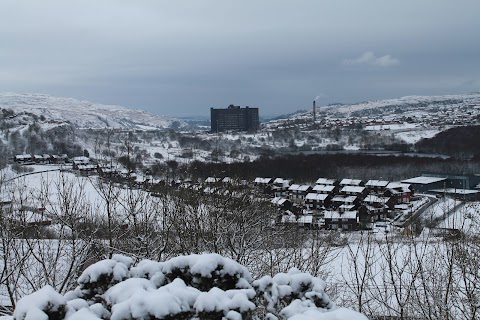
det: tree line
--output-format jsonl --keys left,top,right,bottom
{"left": 415, "top": 125, "right": 480, "bottom": 157}
{"left": 184, "top": 154, "right": 480, "bottom": 183}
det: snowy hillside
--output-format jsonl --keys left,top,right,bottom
{"left": 320, "top": 92, "right": 480, "bottom": 117}
{"left": 268, "top": 92, "right": 480, "bottom": 122}
{"left": 0, "top": 93, "right": 183, "bottom": 130}
{"left": 262, "top": 93, "right": 480, "bottom": 145}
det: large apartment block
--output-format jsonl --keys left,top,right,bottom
{"left": 210, "top": 105, "right": 259, "bottom": 133}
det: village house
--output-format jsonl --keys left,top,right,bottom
{"left": 332, "top": 195, "right": 360, "bottom": 211}
{"left": 42, "top": 154, "right": 52, "bottom": 163}
{"left": 305, "top": 193, "right": 331, "bottom": 210}
{"left": 385, "top": 182, "right": 413, "bottom": 203}
{"left": 288, "top": 184, "right": 312, "bottom": 204}
{"left": 72, "top": 156, "right": 90, "bottom": 170}
{"left": 13, "top": 154, "right": 32, "bottom": 163}
{"left": 339, "top": 178, "right": 364, "bottom": 187}
{"left": 324, "top": 210, "right": 359, "bottom": 231}
{"left": 363, "top": 194, "right": 396, "bottom": 211}
{"left": 340, "top": 185, "right": 369, "bottom": 199}
{"left": 33, "top": 154, "right": 46, "bottom": 164}
{"left": 315, "top": 178, "right": 339, "bottom": 186}
{"left": 271, "top": 197, "right": 292, "bottom": 211}
{"left": 254, "top": 177, "right": 273, "bottom": 187}
{"left": 312, "top": 184, "right": 337, "bottom": 195}
{"left": 365, "top": 180, "right": 390, "bottom": 194}
{"left": 271, "top": 178, "right": 292, "bottom": 198}
{"left": 77, "top": 164, "right": 98, "bottom": 175}
{"left": 296, "top": 215, "right": 314, "bottom": 228}
{"left": 51, "top": 154, "right": 68, "bottom": 164}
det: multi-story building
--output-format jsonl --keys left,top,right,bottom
{"left": 210, "top": 105, "right": 259, "bottom": 132}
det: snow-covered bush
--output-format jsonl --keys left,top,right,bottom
{"left": 253, "top": 268, "right": 334, "bottom": 318}
{"left": 76, "top": 255, "right": 132, "bottom": 300}
{"left": 13, "top": 285, "right": 67, "bottom": 320}
{"left": 12, "top": 253, "right": 367, "bottom": 320}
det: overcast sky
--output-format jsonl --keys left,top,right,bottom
{"left": 1, "top": 1, "right": 479, "bottom": 117}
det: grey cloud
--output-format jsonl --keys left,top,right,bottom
{"left": 343, "top": 52, "right": 400, "bottom": 67}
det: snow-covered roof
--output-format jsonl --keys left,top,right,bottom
{"left": 288, "top": 184, "right": 300, "bottom": 191}
{"left": 401, "top": 176, "right": 447, "bottom": 184}
{"left": 364, "top": 195, "right": 390, "bottom": 203}
{"left": 332, "top": 195, "right": 357, "bottom": 203}
{"left": 315, "top": 178, "right": 337, "bottom": 185}
{"left": 72, "top": 156, "right": 90, "bottom": 162}
{"left": 386, "top": 182, "right": 411, "bottom": 192}
{"left": 305, "top": 193, "right": 329, "bottom": 201}
{"left": 254, "top": 177, "right": 272, "bottom": 184}
{"left": 273, "top": 177, "right": 285, "bottom": 184}
{"left": 288, "top": 184, "right": 310, "bottom": 191}
{"left": 15, "top": 154, "right": 32, "bottom": 159}
{"left": 271, "top": 197, "right": 289, "bottom": 205}
{"left": 340, "top": 178, "right": 363, "bottom": 186}
{"left": 312, "top": 185, "right": 335, "bottom": 193}
{"left": 297, "top": 215, "right": 313, "bottom": 224}
{"left": 273, "top": 178, "right": 291, "bottom": 187}
{"left": 205, "top": 177, "right": 220, "bottom": 183}
{"left": 324, "top": 210, "right": 358, "bottom": 219}
{"left": 365, "top": 180, "right": 389, "bottom": 187}
{"left": 341, "top": 186, "right": 365, "bottom": 194}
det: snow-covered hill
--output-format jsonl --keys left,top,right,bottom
{"left": 0, "top": 93, "right": 183, "bottom": 130}
{"left": 320, "top": 92, "right": 480, "bottom": 117}
{"left": 268, "top": 92, "right": 480, "bottom": 122}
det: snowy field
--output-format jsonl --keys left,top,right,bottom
{"left": 421, "top": 196, "right": 460, "bottom": 221}
{"left": 438, "top": 201, "right": 480, "bottom": 233}
{"left": 394, "top": 128, "right": 441, "bottom": 144}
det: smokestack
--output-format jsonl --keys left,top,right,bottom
{"left": 313, "top": 100, "right": 316, "bottom": 123}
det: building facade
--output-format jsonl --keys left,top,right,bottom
{"left": 210, "top": 105, "right": 259, "bottom": 132}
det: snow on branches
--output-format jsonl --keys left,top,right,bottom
{"left": 12, "top": 253, "right": 367, "bottom": 320}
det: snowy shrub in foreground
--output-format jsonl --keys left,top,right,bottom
{"left": 253, "top": 268, "right": 334, "bottom": 319}
{"left": 12, "top": 253, "right": 367, "bottom": 320}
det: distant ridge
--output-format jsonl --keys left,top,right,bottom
{"left": 266, "top": 93, "right": 480, "bottom": 122}
{"left": 0, "top": 92, "right": 184, "bottom": 129}
{"left": 319, "top": 93, "right": 480, "bottom": 116}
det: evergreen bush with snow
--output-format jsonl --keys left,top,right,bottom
{"left": 12, "top": 253, "right": 367, "bottom": 320}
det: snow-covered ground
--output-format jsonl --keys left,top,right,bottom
{"left": 421, "top": 197, "right": 461, "bottom": 221}
{"left": 438, "top": 201, "right": 480, "bottom": 234}
{"left": 394, "top": 129, "right": 441, "bottom": 144}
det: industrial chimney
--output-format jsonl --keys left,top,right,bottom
{"left": 313, "top": 100, "right": 316, "bottom": 123}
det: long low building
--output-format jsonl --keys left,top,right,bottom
{"left": 401, "top": 176, "right": 447, "bottom": 193}
{"left": 429, "top": 188, "right": 480, "bottom": 201}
